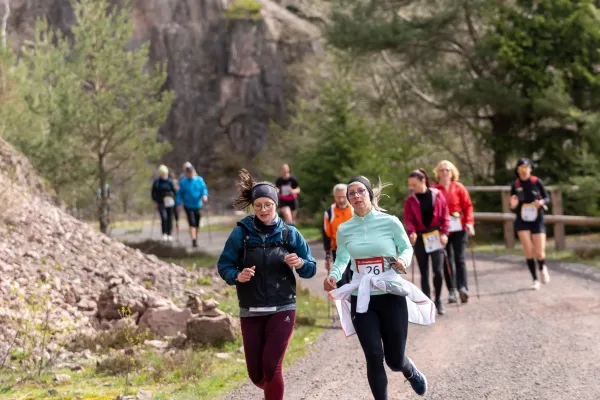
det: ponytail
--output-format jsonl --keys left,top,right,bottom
{"left": 418, "top": 168, "right": 431, "bottom": 187}
{"left": 232, "top": 169, "right": 256, "bottom": 210}
{"left": 371, "top": 178, "right": 392, "bottom": 212}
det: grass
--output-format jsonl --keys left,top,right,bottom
{"left": 475, "top": 242, "right": 600, "bottom": 270}
{"left": 295, "top": 225, "right": 321, "bottom": 241}
{"left": 1, "top": 258, "right": 329, "bottom": 400}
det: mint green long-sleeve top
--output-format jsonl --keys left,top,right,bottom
{"left": 328, "top": 208, "right": 414, "bottom": 296}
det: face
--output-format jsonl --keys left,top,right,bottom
{"left": 160, "top": 172, "right": 168, "bottom": 179}
{"left": 280, "top": 164, "right": 290, "bottom": 177}
{"left": 408, "top": 177, "right": 426, "bottom": 193}
{"left": 347, "top": 183, "right": 371, "bottom": 213}
{"left": 437, "top": 164, "right": 452, "bottom": 181}
{"left": 185, "top": 168, "right": 194, "bottom": 178}
{"left": 334, "top": 189, "right": 348, "bottom": 208}
{"left": 252, "top": 197, "right": 277, "bottom": 223}
{"left": 518, "top": 165, "right": 531, "bottom": 180}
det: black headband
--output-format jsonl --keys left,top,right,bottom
{"left": 347, "top": 176, "right": 373, "bottom": 200}
{"left": 251, "top": 183, "right": 279, "bottom": 206}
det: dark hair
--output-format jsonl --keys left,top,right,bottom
{"left": 408, "top": 168, "right": 431, "bottom": 188}
{"left": 232, "top": 169, "right": 278, "bottom": 211}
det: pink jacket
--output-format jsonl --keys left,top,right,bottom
{"left": 403, "top": 188, "right": 450, "bottom": 235}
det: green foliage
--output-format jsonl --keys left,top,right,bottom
{"left": 224, "top": 0, "right": 263, "bottom": 20}
{"left": 289, "top": 78, "right": 420, "bottom": 218}
{"left": 2, "top": 0, "right": 174, "bottom": 231}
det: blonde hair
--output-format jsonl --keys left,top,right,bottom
{"left": 433, "top": 160, "right": 460, "bottom": 182}
{"left": 348, "top": 176, "right": 392, "bottom": 212}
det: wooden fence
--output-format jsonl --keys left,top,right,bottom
{"left": 466, "top": 185, "right": 600, "bottom": 250}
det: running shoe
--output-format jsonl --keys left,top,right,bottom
{"left": 448, "top": 290, "right": 457, "bottom": 304}
{"left": 541, "top": 265, "right": 550, "bottom": 284}
{"left": 405, "top": 357, "right": 428, "bottom": 396}
{"left": 459, "top": 287, "right": 469, "bottom": 304}
{"left": 532, "top": 280, "right": 541, "bottom": 290}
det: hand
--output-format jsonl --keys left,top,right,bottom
{"left": 466, "top": 224, "right": 475, "bottom": 236}
{"left": 440, "top": 234, "right": 448, "bottom": 246}
{"left": 154, "top": 203, "right": 158, "bottom": 209}
{"left": 534, "top": 199, "right": 545, "bottom": 209}
{"left": 202, "top": 195, "right": 208, "bottom": 203}
{"left": 392, "top": 258, "right": 406, "bottom": 273}
{"left": 324, "top": 276, "right": 337, "bottom": 291}
{"left": 284, "top": 253, "right": 304, "bottom": 269}
{"left": 409, "top": 233, "right": 417, "bottom": 245}
{"left": 510, "top": 195, "right": 519, "bottom": 209}
{"left": 236, "top": 266, "right": 256, "bottom": 283}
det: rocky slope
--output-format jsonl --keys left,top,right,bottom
{"left": 0, "top": 138, "right": 234, "bottom": 367}
{"left": 5, "top": 0, "right": 323, "bottom": 195}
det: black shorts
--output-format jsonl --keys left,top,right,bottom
{"left": 184, "top": 207, "right": 201, "bottom": 228}
{"left": 515, "top": 218, "right": 546, "bottom": 234}
{"left": 278, "top": 198, "right": 298, "bottom": 211}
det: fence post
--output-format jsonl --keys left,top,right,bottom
{"left": 501, "top": 190, "right": 515, "bottom": 248}
{"left": 551, "top": 190, "right": 565, "bottom": 251}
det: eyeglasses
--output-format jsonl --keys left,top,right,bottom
{"left": 348, "top": 188, "right": 368, "bottom": 198}
{"left": 253, "top": 203, "right": 275, "bottom": 211}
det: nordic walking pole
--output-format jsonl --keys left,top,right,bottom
{"left": 444, "top": 249, "right": 460, "bottom": 312}
{"left": 151, "top": 208, "right": 157, "bottom": 239}
{"left": 470, "top": 237, "right": 480, "bottom": 300}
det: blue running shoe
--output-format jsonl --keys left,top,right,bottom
{"left": 405, "top": 357, "right": 427, "bottom": 396}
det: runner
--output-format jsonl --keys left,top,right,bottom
{"left": 217, "top": 169, "right": 316, "bottom": 400}
{"left": 275, "top": 164, "right": 300, "bottom": 225}
{"left": 404, "top": 168, "right": 450, "bottom": 315}
{"left": 151, "top": 165, "right": 177, "bottom": 241}
{"left": 176, "top": 162, "right": 209, "bottom": 248}
{"left": 431, "top": 160, "right": 475, "bottom": 304}
{"left": 323, "top": 176, "right": 429, "bottom": 398}
{"left": 321, "top": 183, "right": 353, "bottom": 287}
{"left": 510, "top": 158, "right": 551, "bottom": 290}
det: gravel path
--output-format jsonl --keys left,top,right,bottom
{"left": 224, "top": 251, "right": 600, "bottom": 400}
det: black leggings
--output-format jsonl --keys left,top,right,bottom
{"left": 444, "top": 231, "right": 469, "bottom": 291}
{"left": 414, "top": 236, "right": 444, "bottom": 302}
{"left": 351, "top": 294, "right": 413, "bottom": 400}
{"left": 157, "top": 204, "right": 174, "bottom": 235}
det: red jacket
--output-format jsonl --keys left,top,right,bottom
{"left": 431, "top": 181, "right": 474, "bottom": 229}
{"left": 403, "top": 187, "right": 450, "bottom": 235}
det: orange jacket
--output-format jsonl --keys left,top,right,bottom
{"left": 431, "top": 181, "right": 474, "bottom": 228}
{"left": 322, "top": 204, "right": 353, "bottom": 253}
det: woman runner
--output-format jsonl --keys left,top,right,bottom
{"left": 217, "top": 169, "right": 316, "bottom": 400}
{"left": 510, "top": 158, "right": 551, "bottom": 290}
{"left": 431, "top": 160, "right": 475, "bottom": 304}
{"left": 324, "top": 176, "right": 428, "bottom": 399}
{"left": 404, "top": 168, "right": 450, "bottom": 315}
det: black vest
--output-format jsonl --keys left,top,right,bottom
{"left": 236, "top": 223, "right": 297, "bottom": 308}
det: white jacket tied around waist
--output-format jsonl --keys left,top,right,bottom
{"left": 329, "top": 269, "right": 436, "bottom": 337}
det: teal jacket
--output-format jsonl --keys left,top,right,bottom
{"left": 328, "top": 208, "right": 414, "bottom": 295}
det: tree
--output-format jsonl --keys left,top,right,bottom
{"left": 18, "top": 0, "right": 173, "bottom": 233}
{"left": 326, "top": 0, "right": 600, "bottom": 184}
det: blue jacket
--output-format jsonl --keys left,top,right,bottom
{"left": 217, "top": 215, "right": 317, "bottom": 286}
{"left": 176, "top": 175, "right": 208, "bottom": 209}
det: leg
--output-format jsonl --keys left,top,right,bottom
{"left": 240, "top": 316, "right": 267, "bottom": 389}
{"left": 452, "top": 231, "right": 469, "bottom": 291}
{"left": 517, "top": 229, "right": 537, "bottom": 280}
{"left": 279, "top": 206, "right": 293, "bottom": 225}
{"left": 414, "top": 238, "right": 431, "bottom": 299}
{"left": 290, "top": 199, "right": 298, "bottom": 225}
{"left": 165, "top": 207, "right": 173, "bottom": 235}
{"left": 158, "top": 205, "right": 168, "bottom": 235}
{"left": 377, "top": 295, "right": 412, "bottom": 378}
{"left": 532, "top": 226, "right": 550, "bottom": 284}
{"left": 350, "top": 296, "right": 388, "bottom": 400}
{"left": 430, "top": 249, "right": 445, "bottom": 304}
{"left": 262, "top": 310, "right": 296, "bottom": 400}
{"left": 443, "top": 236, "right": 456, "bottom": 303}
{"left": 192, "top": 210, "right": 201, "bottom": 239}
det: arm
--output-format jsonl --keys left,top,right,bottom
{"left": 403, "top": 198, "right": 416, "bottom": 235}
{"left": 328, "top": 228, "right": 351, "bottom": 282}
{"left": 510, "top": 182, "right": 519, "bottom": 210}
{"left": 217, "top": 227, "right": 244, "bottom": 285}
{"left": 439, "top": 193, "right": 450, "bottom": 235}
{"left": 391, "top": 216, "right": 413, "bottom": 270}
{"left": 201, "top": 177, "right": 209, "bottom": 198}
{"left": 460, "top": 184, "right": 475, "bottom": 226}
{"left": 292, "top": 176, "right": 301, "bottom": 195}
{"left": 290, "top": 229, "right": 317, "bottom": 278}
{"left": 151, "top": 181, "right": 158, "bottom": 203}
{"left": 537, "top": 179, "right": 550, "bottom": 204}
{"left": 322, "top": 209, "right": 332, "bottom": 254}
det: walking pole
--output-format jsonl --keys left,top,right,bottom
{"left": 470, "top": 237, "right": 481, "bottom": 300}
{"left": 411, "top": 253, "right": 416, "bottom": 284}
{"left": 443, "top": 249, "right": 460, "bottom": 312}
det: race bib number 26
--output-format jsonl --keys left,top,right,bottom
{"left": 356, "top": 257, "right": 386, "bottom": 276}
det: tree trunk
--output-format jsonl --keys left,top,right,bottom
{"left": 98, "top": 155, "right": 109, "bottom": 234}
{"left": 491, "top": 115, "right": 514, "bottom": 184}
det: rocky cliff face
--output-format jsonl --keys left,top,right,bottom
{"left": 6, "top": 0, "right": 322, "bottom": 195}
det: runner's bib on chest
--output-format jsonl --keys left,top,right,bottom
{"left": 449, "top": 215, "right": 463, "bottom": 233}
{"left": 356, "top": 257, "right": 386, "bottom": 277}
{"left": 521, "top": 203, "right": 538, "bottom": 222}
{"left": 281, "top": 184, "right": 292, "bottom": 196}
{"left": 163, "top": 196, "right": 175, "bottom": 208}
{"left": 423, "top": 230, "right": 443, "bottom": 253}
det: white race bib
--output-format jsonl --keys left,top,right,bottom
{"left": 356, "top": 257, "right": 386, "bottom": 277}
{"left": 449, "top": 215, "right": 463, "bottom": 233}
{"left": 423, "top": 230, "right": 443, "bottom": 253}
{"left": 521, "top": 203, "right": 538, "bottom": 222}
{"left": 249, "top": 306, "right": 277, "bottom": 312}
{"left": 281, "top": 184, "right": 292, "bottom": 196}
{"left": 163, "top": 196, "right": 175, "bottom": 208}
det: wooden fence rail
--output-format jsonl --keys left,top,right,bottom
{"left": 466, "top": 185, "right": 596, "bottom": 251}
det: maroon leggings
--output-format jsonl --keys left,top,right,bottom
{"left": 240, "top": 310, "right": 296, "bottom": 400}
